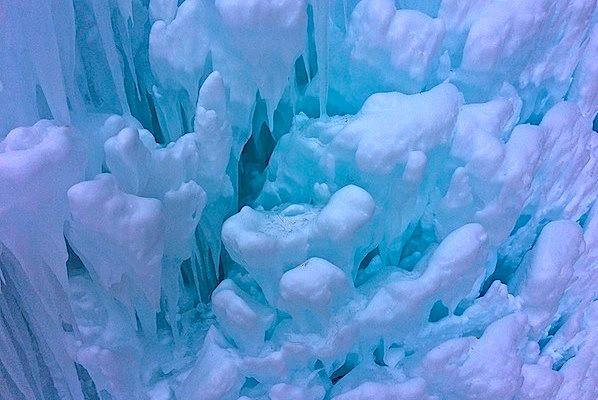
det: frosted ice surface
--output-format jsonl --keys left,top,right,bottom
{"left": 0, "top": 1, "right": 597, "bottom": 399}
{"left": 67, "top": 173, "right": 164, "bottom": 332}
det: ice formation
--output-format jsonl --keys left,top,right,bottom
{"left": 1, "top": 0, "right": 597, "bottom": 399}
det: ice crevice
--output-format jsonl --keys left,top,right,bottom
{"left": 1, "top": 0, "right": 598, "bottom": 399}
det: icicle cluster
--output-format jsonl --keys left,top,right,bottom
{"left": 0, "top": 0, "right": 597, "bottom": 399}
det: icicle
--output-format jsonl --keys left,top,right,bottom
{"left": 0, "top": 314, "right": 37, "bottom": 399}
{"left": 0, "top": 4, "right": 37, "bottom": 135}
{"left": 0, "top": 289, "right": 45, "bottom": 396}
{"left": 23, "top": 0, "right": 70, "bottom": 124}
{"left": 90, "top": 0, "right": 131, "bottom": 114}
{"left": 0, "top": 263, "right": 5, "bottom": 291}
{"left": 266, "top": 98, "right": 276, "bottom": 132}
{"left": 116, "top": 0, "right": 133, "bottom": 25}
{"left": 190, "top": 233, "right": 208, "bottom": 302}
{"left": 50, "top": 0, "right": 85, "bottom": 116}
{"left": 310, "top": 0, "right": 330, "bottom": 117}
{"left": 162, "top": 259, "right": 181, "bottom": 340}
{"left": 114, "top": 0, "right": 141, "bottom": 102}
{"left": 119, "top": 26, "right": 141, "bottom": 102}
{"left": 161, "top": 181, "right": 206, "bottom": 339}
{"left": 149, "top": 0, "right": 178, "bottom": 23}
{"left": 152, "top": 85, "right": 184, "bottom": 142}
{"left": 343, "top": 0, "right": 350, "bottom": 32}
{"left": 0, "top": 246, "right": 84, "bottom": 400}
{"left": 303, "top": 49, "right": 312, "bottom": 81}
{"left": 290, "top": 71, "right": 298, "bottom": 116}
{"left": 193, "top": 71, "right": 233, "bottom": 286}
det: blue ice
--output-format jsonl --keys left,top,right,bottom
{"left": 0, "top": 0, "right": 597, "bottom": 399}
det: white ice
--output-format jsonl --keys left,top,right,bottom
{"left": 0, "top": 1, "right": 597, "bottom": 399}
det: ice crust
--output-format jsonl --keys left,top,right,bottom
{"left": 1, "top": 0, "right": 598, "bottom": 399}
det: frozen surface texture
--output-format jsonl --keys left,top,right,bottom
{"left": 0, "top": 0, "right": 597, "bottom": 399}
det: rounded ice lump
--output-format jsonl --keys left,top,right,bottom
{"left": 0, "top": 1, "right": 597, "bottom": 399}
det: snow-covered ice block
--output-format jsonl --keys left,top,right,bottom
{"left": 223, "top": 184, "right": 375, "bottom": 303}
{"left": 332, "top": 378, "right": 430, "bottom": 400}
{"left": 512, "top": 220, "right": 585, "bottom": 336}
{"left": 269, "top": 382, "right": 326, "bottom": 400}
{"left": 67, "top": 174, "right": 163, "bottom": 331}
{"left": 0, "top": 120, "right": 88, "bottom": 400}
{"left": 336, "top": 82, "right": 461, "bottom": 175}
{"left": 279, "top": 257, "right": 349, "bottom": 331}
{"left": 519, "top": 363, "right": 562, "bottom": 400}
{"left": 211, "top": 278, "right": 275, "bottom": 354}
{"left": 175, "top": 326, "right": 242, "bottom": 400}
{"left": 348, "top": 0, "right": 445, "bottom": 82}
{"left": 0, "top": 121, "right": 86, "bottom": 285}
{"left": 421, "top": 313, "right": 529, "bottom": 400}
{"left": 358, "top": 223, "right": 488, "bottom": 341}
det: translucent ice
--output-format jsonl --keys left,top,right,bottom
{"left": 0, "top": 1, "right": 597, "bottom": 399}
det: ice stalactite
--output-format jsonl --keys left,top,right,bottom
{"left": 0, "top": 122, "right": 87, "bottom": 400}
{"left": 310, "top": 0, "right": 330, "bottom": 117}
{"left": 147, "top": 0, "right": 310, "bottom": 300}
{"left": 0, "top": 1, "right": 598, "bottom": 399}
{"left": 0, "top": 245, "right": 84, "bottom": 400}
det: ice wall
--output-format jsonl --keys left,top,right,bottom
{"left": 0, "top": 0, "right": 597, "bottom": 399}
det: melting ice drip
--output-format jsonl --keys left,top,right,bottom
{"left": 0, "top": 0, "right": 597, "bottom": 399}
